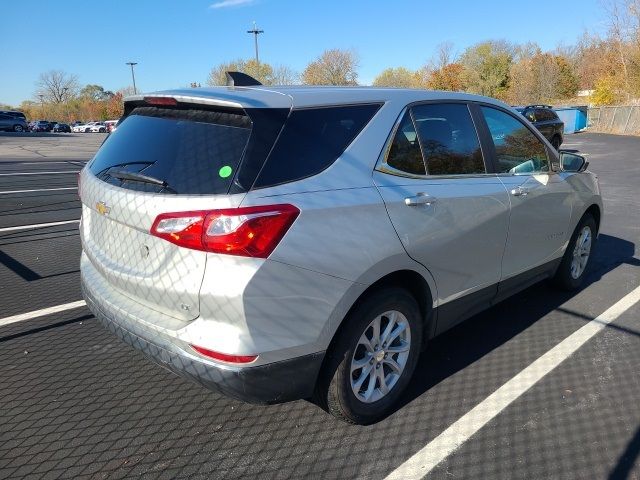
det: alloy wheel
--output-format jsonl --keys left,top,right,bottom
{"left": 570, "top": 225, "right": 592, "bottom": 279}
{"left": 350, "top": 310, "right": 411, "bottom": 403}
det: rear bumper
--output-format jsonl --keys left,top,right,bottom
{"left": 82, "top": 274, "right": 325, "bottom": 405}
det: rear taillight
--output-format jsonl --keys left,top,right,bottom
{"left": 190, "top": 344, "right": 258, "bottom": 364}
{"left": 150, "top": 204, "right": 299, "bottom": 258}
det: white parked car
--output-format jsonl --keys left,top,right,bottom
{"left": 71, "top": 123, "right": 88, "bottom": 133}
{"left": 89, "top": 122, "right": 107, "bottom": 133}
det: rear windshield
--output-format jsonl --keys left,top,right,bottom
{"left": 89, "top": 106, "right": 251, "bottom": 195}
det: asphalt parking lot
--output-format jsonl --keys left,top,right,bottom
{"left": 0, "top": 131, "right": 639, "bottom": 480}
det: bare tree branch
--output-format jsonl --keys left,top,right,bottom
{"left": 35, "top": 70, "right": 79, "bottom": 103}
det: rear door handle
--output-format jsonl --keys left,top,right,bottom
{"left": 405, "top": 193, "right": 437, "bottom": 206}
{"left": 510, "top": 186, "right": 529, "bottom": 197}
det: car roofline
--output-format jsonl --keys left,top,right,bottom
{"left": 124, "top": 86, "right": 512, "bottom": 111}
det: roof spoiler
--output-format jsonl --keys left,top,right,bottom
{"left": 226, "top": 71, "right": 262, "bottom": 87}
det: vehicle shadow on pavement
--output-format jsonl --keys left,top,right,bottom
{"left": 394, "top": 233, "right": 638, "bottom": 415}
{"left": 609, "top": 424, "right": 640, "bottom": 480}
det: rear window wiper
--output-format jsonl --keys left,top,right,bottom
{"left": 106, "top": 169, "right": 176, "bottom": 193}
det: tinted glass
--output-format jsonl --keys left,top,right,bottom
{"left": 89, "top": 106, "right": 251, "bottom": 194}
{"left": 535, "top": 109, "right": 553, "bottom": 121}
{"left": 386, "top": 110, "right": 425, "bottom": 175}
{"left": 523, "top": 109, "right": 536, "bottom": 122}
{"left": 412, "top": 103, "right": 485, "bottom": 175}
{"left": 254, "top": 104, "right": 380, "bottom": 188}
{"left": 481, "top": 106, "right": 549, "bottom": 174}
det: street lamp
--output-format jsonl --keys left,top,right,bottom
{"left": 246, "top": 21, "right": 264, "bottom": 63}
{"left": 38, "top": 94, "right": 44, "bottom": 119}
{"left": 126, "top": 62, "right": 138, "bottom": 94}
{"left": 62, "top": 87, "right": 69, "bottom": 122}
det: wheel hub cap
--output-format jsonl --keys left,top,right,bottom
{"left": 350, "top": 310, "right": 411, "bottom": 403}
{"left": 374, "top": 350, "right": 385, "bottom": 362}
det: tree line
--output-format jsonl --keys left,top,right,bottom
{"left": 6, "top": 0, "right": 639, "bottom": 121}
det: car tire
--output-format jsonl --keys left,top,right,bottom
{"left": 551, "top": 135, "right": 562, "bottom": 150}
{"left": 13, "top": 125, "right": 24, "bottom": 132}
{"left": 99, "top": 127, "right": 106, "bottom": 133}
{"left": 85, "top": 128, "right": 90, "bottom": 133}
{"left": 552, "top": 213, "right": 597, "bottom": 291}
{"left": 314, "top": 287, "right": 423, "bottom": 425}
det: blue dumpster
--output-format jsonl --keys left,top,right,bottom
{"left": 553, "top": 106, "right": 588, "bottom": 134}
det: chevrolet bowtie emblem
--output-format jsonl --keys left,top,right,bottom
{"left": 96, "top": 201, "right": 111, "bottom": 216}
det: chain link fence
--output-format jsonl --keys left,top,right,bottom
{"left": 587, "top": 106, "right": 640, "bottom": 135}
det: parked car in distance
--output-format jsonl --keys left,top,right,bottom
{"left": 31, "top": 120, "right": 53, "bottom": 132}
{"left": 73, "top": 122, "right": 101, "bottom": 133}
{"left": 89, "top": 122, "right": 107, "bottom": 133}
{"left": 514, "top": 105, "right": 564, "bottom": 149}
{"left": 104, "top": 120, "right": 118, "bottom": 133}
{"left": 80, "top": 85, "right": 602, "bottom": 425}
{"left": 53, "top": 123, "right": 71, "bottom": 133}
{"left": 0, "top": 113, "right": 28, "bottom": 132}
{"left": 0, "top": 110, "right": 28, "bottom": 123}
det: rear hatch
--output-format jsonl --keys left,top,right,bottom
{"left": 80, "top": 100, "right": 263, "bottom": 322}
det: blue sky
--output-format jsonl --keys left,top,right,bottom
{"left": 2, "top": 0, "right": 607, "bottom": 106}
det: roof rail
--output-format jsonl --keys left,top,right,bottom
{"left": 225, "top": 71, "right": 262, "bottom": 87}
{"left": 525, "top": 104, "right": 553, "bottom": 109}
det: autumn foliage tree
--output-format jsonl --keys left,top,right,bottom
{"left": 372, "top": 67, "right": 422, "bottom": 88}
{"left": 302, "top": 49, "right": 359, "bottom": 85}
{"left": 426, "top": 63, "right": 467, "bottom": 91}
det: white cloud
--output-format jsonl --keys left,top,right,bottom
{"left": 210, "top": 0, "right": 254, "bottom": 9}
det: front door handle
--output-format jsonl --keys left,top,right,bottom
{"left": 510, "top": 186, "right": 529, "bottom": 197}
{"left": 405, "top": 193, "right": 437, "bottom": 206}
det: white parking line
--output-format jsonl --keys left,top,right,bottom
{"left": 385, "top": 284, "right": 640, "bottom": 480}
{"left": 0, "top": 219, "right": 79, "bottom": 233}
{"left": 0, "top": 171, "right": 80, "bottom": 176}
{"left": 0, "top": 187, "right": 77, "bottom": 195}
{"left": 0, "top": 300, "right": 87, "bottom": 327}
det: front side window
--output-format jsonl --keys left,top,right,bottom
{"left": 481, "top": 106, "right": 549, "bottom": 174}
{"left": 412, "top": 103, "right": 485, "bottom": 175}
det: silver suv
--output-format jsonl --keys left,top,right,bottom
{"left": 80, "top": 87, "right": 602, "bottom": 424}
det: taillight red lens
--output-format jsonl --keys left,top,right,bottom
{"left": 190, "top": 344, "right": 258, "bottom": 364}
{"left": 144, "top": 96, "right": 178, "bottom": 106}
{"left": 150, "top": 204, "right": 299, "bottom": 258}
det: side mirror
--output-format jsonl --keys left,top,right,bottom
{"left": 559, "top": 151, "right": 588, "bottom": 172}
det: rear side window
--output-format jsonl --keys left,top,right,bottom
{"left": 386, "top": 110, "right": 425, "bottom": 175}
{"left": 535, "top": 109, "right": 555, "bottom": 121}
{"left": 89, "top": 106, "right": 251, "bottom": 194}
{"left": 253, "top": 104, "right": 381, "bottom": 188}
{"left": 412, "top": 103, "right": 485, "bottom": 175}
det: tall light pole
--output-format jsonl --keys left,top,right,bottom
{"left": 126, "top": 62, "right": 138, "bottom": 94}
{"left": 38, "top": 94, "right": 44, "bottom": 119}
{"left": 246, "top": 21, "right": 264, "bottom": 63}
{"left": 62, "top": 87, "right": 69, "bottom": 122}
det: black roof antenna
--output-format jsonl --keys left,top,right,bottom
{"left": 226, "top": 71, "right": 262, "bottom": 87}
